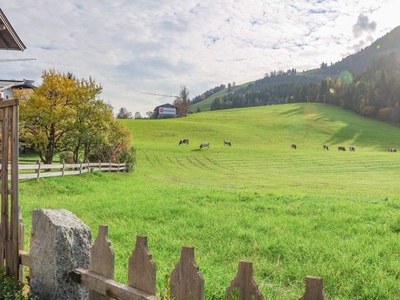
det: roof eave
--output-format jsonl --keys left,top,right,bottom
{"left": 0, "top": 9, "right": 26, "bottom": 51}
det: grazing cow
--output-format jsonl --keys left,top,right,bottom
{"left": 338, "top": 146, "right": 346, "bottom": 151}
{"left": 291, "top": 144, "right": 297, "bottom": 150}
{"left": 199, "top": 142, "right": 210, "bottom": 149}
{"left": 388, "top": 148, "right": 397, "bottom": 152}
{"left": 179, "top": 139, "right": 189, "bottom": 145}
{"left": 323, "top": 144, "right": 329, "bottom": 151}
{"left": 224, "top": 140, "right": 232, "bottom": 146}
{"left": 349, "top": 146, "right": 355, "bottom": 152}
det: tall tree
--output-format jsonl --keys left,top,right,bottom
{"left": 116, "top": 107, "right": 133, "bottom": 119}
{"left": 18, "top": 69, "right": 132, "bottom": 164}
{"left": 173, "top": 86, "right": 191, "bottom": 116}
{"left": 19, "top": 70, "right": 79, "bottom": 164}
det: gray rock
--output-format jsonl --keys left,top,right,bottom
{"left": 30, "top": 209, "right": 92, "bottom": 300}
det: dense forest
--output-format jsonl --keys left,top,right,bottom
{"left": 190, "top": 25, "right": 400, "bottom": 125}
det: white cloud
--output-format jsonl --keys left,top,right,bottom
{"left": 1, "top": 0, "right": 398, "bottom": 115}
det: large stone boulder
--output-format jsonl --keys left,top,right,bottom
{"left": 30, "top": 209, "right": 92, "bottom": 300}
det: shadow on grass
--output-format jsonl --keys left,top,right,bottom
{"left": 279, "top": 103, "right": 400, "bottom": 150}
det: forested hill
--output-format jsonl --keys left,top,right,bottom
{"left": 191, "top": 25, "right": 400, "bottom": 125}
{"left": 323, "top": 25, "right": 400, "bottom": 75}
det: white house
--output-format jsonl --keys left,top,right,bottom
{"left": 0, "top": 79, "right": 35, "bottom": 100}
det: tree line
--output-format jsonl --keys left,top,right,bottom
{"left": 210, "top": 52, "right": 400, "bottom": 125}
{"left": 15, "top": 70, "right": 135, "bottom": 170}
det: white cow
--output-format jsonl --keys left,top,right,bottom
{"left": 199, "top": 142, "right": 210, "bottom": 149}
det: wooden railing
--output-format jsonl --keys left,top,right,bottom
{"left": 0, "top": 160, "right": 126, "bottom": 180}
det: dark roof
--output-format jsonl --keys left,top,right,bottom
{"left": 0, "top": 79, "right": 36, "bottom": 91}
{"left": 0, "top": 9, "right": 25, "bottom": 51}
{"left": 154, "top": 103, "right": 177, "bottom": 110}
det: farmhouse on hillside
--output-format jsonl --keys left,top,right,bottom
{"left": 152, "top": 103, "right": 177, "bottom": 119}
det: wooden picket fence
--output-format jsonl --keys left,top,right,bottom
{"left": 18, "top": 214, "right": 328, "bottom": 300}
{"left": 0, "top": 160, "right": 127, "bottom": 180}
{"left": 64, "top": 225, "right": 326, "bottom": 300}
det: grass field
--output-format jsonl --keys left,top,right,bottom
{"left": 20, "top": 103, "right": 400, "bottom": 299}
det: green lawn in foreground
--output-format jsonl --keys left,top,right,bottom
{"left": 20, "top": 103, "right": 400, "bottom": 299}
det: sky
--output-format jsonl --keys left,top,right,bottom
{"left": 1, "top": 1, "right": 399, "bottom": 116}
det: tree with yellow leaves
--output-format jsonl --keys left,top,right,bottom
{"left": 17, "top": 70, "right": 133, "bottom": 166}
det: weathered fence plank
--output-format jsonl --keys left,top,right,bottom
{"left": 298, "top": 276, "right": 326, "bottom": 300}
{"left": 18, "top": 207, "right": 24, "bottom": 281}
{"left": 226, "top": 261, "right": 263, "bottom": 300}
{"left": 10, "top": 104, "right": 20, "bottom": 279}
{"left": 90, "top": 225, "right": 115, "bottom": 300}
{"left": 170, "top": 246, "right": 204, "bottom": 300}
{"left": 128, "top": 235, "right": 156, "bottom": 295}
{"left": 0, "top": 107, "right": 9, "bottom": 270}
{"left": 70, "top": 268, "right": 159, "bottom": 300}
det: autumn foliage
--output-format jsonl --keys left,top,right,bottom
{"left": 16, "top": 70, "right": 134, "bottom": 167}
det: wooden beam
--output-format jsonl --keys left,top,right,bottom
{"left": 69, "top": 268, "right": 159, "bottom": 300}
{"left": 19, "top": 250, "right": 32, "bottom": 268}
{"left": 0, "top": 99, "right": 18, "bottom": 109}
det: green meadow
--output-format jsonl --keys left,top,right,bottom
{"left": 20, "top": 103, "right": 400, "bottom": 299}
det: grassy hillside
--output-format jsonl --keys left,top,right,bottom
{"left": 20, "top": 103, "right": 400, "bottom": 299}
{"left": 190, "top": 82, "right": 251, "bottom": 112}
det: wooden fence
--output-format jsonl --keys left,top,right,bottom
{"left": 68, "top": 226, "right": 327, "bottom": 299}
{"left": 0, "top": 160, "right": 127, "bottom": 180}
{"left": 18, "top": 222, "right": 328, "bottom": 300}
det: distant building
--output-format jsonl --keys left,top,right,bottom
{"left": 0, "top": 79, "right": 36, "bottom": 100}
{"left": 152, "top": 103, "right": 177, "bottom": 119}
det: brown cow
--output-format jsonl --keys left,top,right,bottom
{"left": 323, "top": 144, "right": 329, "bottom": 151}
{"left": 291, "top": 144, "right": 297, "bottom": 150}
{"left": 338, "top": 146, "right": 346, "bottom": 151}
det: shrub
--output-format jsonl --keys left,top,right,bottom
{"left": 118, "top": 146, "right": 136, "bottom": 172}
{"left": 0, "top": 268, "right": 40, "bottom": 300}
{"left": 59, "top": 151, "right": 74, "bottom": 164}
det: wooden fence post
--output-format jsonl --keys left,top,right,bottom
{"left": 170, "top": 246, "right": 204, "bottom": 300}
{"left": 79, "top": 160, "right": 82, "bottom": 175}
{"left": 18, "top": 207, "right": 24, "bottom": 281}
{"left": 128, "top": 235, "right": 156, "bottom": 295}
{"left": 98, "top": 160, "right": 101, "bottom": 172}
{"left": 298, "top": 276, "right": 326, "bottom": 300}
{"left": 36, "top": 160, "right": 41, "bottom": 179}
{"left": 226, "top": 261, "right": 264, "bottom": 300}
{"left": 109, "top": 161, "right": 112, "bottom": 172}
{"left": 61, "top": 159, "right": 65, "bottom": 176}
{"left": 86, "top": 159, "right": 90, "bottom": 173}
{"left": 90, "top": 225, "right": 115, "bottom": 300}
